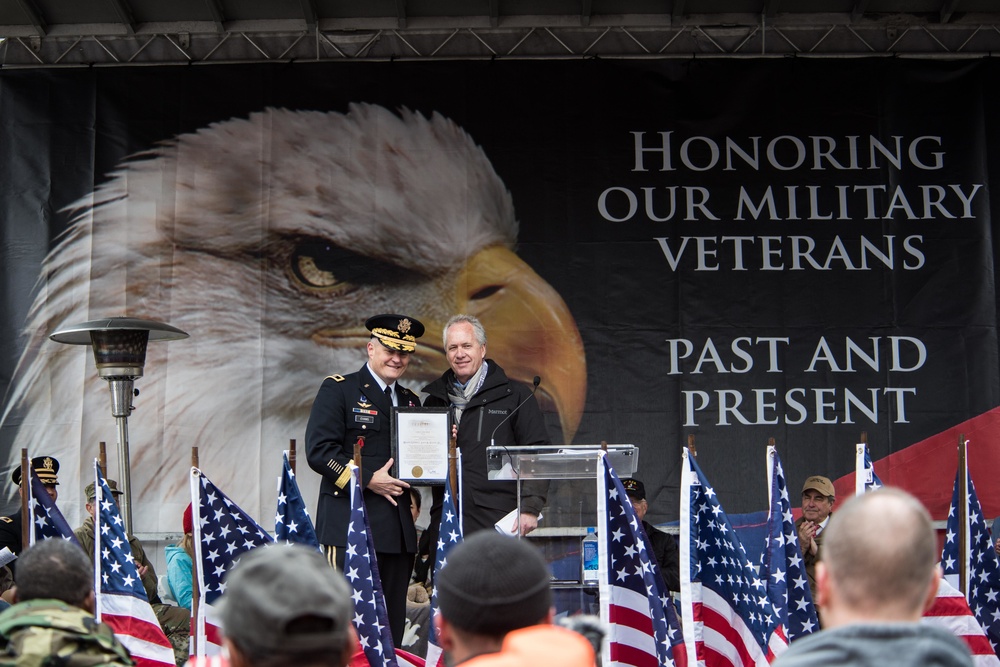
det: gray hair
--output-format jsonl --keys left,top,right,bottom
{"left": 443, "top": 314, "right": 487, "bottom": 348}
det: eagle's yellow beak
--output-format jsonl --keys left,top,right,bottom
{"left": 421, "top": 246, "right": 586, "bottom": 444}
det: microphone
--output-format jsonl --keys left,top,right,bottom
{"left": 490, "top": 375, "right": 541, "bottom": 448}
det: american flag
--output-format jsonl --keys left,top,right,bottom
{"left": 275, "top": 452, "right": 320, "bottom": 548}
{"left": 425, "top": 462, "right": 464, "bottom": 667}
{"left": 855, "top": 443, "right": 883, "bottom": 495}
{"left": 761, "top": 446, "right": 817, "bottom": 660}
{"left": 937, "top": 459, "right": 1000, "bottom": 663}
{"left": 92, "top": 462, "right": 175, "bottom": 667}
{"left": 345, "top": 465, "right": 398, "bottom": 667}
{"left": 27, "top": 463, "right": 79, "bottom": 546}
{"left": 924, "top": 577, "right": 1000, "bottom": 667}
{"left": 598, "top": 453, "right": 685, "bottom": 667}
{"left": 679, "top": 449, "right": 773, "bottom": 667}
{"left": 190, "top": 467, "right": 273, "bottom": 656}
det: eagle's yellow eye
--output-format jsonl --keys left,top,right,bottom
{"left": 295, "top": 254, "right": 339, "bottom": 288}
{"left": 291, "top": 241, "right": 344, "bottom": 290}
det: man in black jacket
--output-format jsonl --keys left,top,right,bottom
{"left": 623, "top": 478, "right": 680, "bottom": 593}
{"left": 0, "top": 456, "right": 60, "bottom": 579}
{"left": 305, "top": 314, "right": 424, "bottom": 646}
{"left": 423, "top": 314, "right": 549, "bottom": 537}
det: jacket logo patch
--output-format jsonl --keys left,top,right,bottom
{"left": 488, "top": 409, "right": 509, "bottom": 415}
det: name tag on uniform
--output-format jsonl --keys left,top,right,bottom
{"left": 355, "top": 415, "right": 375, "bottom": 424}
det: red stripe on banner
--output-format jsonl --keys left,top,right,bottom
{"left": 964, "top": 635, "right": 998, "bottom": 655}
{"left": 674, "top": 642, "right": 688, "bottom": 667}
{"left": 607, "top": 586, "right": 659, "bottom": 665}
{"left": 103, "top": 613, "right": 171, "bottom": 647}
{"left": 609, "top": 641, "right": 660, "bottom": 667}
{"left": 102, "top": 612, "right": 175, "bottom": 667}
{"left": 766, "top": 624, "right": 788, "bottom": 662}
{"left": 923, "top": 580, "right": 1000, "bottom": 663}
{"left": 925, "top": 594, "right": 975, "bottom": 617}
{"left": 395, "top": 648, "right": 426, "bottom": 667}
{"left": 100, "top": 592, "right": 175, "bottom": 667}
{"left": 206, "top": 622, "right": 223, "bottom": 647}
{"left": 696, "top": 602, "right": 757, "bottom": 667}
{"left": 609, "top": 603, "right": 655, "bottom": 633}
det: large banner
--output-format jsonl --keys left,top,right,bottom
{"left": 1, "top": 59, "right": 998, "bottom": 531}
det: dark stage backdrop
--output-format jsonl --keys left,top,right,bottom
{"left": 0, "top": 58, "right": 997, "bottom": 532}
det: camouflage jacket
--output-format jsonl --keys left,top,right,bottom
{"left": 0, "top": 599, "right": 133, "bottom": 667}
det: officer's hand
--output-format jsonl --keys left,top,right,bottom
{"left": 515, "top": 513, "right": 538, "bottom": 536}
{"left": 367, "top": 458, "right": 410, "bottom": 506}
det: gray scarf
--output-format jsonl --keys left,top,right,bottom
{"left": 447, "top": 360, "right": 488, "bottom": 425}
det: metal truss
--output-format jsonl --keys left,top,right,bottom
{"left": 2, "top": 18, "right": 1000, "bottom": 67}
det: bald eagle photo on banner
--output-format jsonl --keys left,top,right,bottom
{"left": 0, "top": 104, "right": 587, "bottom": 530}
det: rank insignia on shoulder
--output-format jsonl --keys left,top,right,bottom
{"left": 326, "top": 374, "right": 346, "bottom": 382}
{"left": 0, "top": 516, "right": 11, "bottom": 524}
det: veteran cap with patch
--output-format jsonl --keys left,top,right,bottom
{"left": 623, "top": 478, "right": 646, "bottom": 500}
{"left": 366, "top": 314, "right": 425, "bottom": 353}
{"left": 802, "top": 475, "right": 835, "bottom": 498}
{"left": 11, "top": 456, "right": 60, "bottom": 486}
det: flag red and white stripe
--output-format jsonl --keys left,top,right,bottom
{"left": 679, "top": 449, "right": 771, "bottom": 667}
{"left": 93, "top": 461, "right": 176, "bottom": 667}
{"left": 924, "top": 577, "right": 1000, "bottom": 667}
{"left": 190, "top": 467, "right": 273, "bottom": 656}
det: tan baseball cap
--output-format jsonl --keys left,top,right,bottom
{"left": 802, "top": 475, "right": 835, "bottom": 498}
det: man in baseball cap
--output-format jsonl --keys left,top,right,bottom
{"left": 796, "top": 475, "right": 836, "bottom": 599}
{"left": 623, "top": 478, "right": 679, "bottom": 592}
{"left": 75, "top": 478, "right": 190, "bottom": 665}
{"left": 217, "top": 543, "right": 355, "bottom": 667}
{"left": 434, "top": 531, "right": 595, "bottom": 667}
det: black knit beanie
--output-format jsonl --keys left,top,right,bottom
{"left": 436, "top": 531, "right": 552, "bottom": 635}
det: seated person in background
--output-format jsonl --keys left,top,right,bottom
{"left": 165, "top": 504, "right": 194, "bottom": 610}
{"left": 410, "top": 488, "right": 433, "bottom": 590}
{"left": 0, "top": 539, "right": 131, "bottom": 667}
{"left": 75, "top": 479, "right": 190, "bottom": 666}
{"left": 623, "top": 479, "right": 680, "bottom": 592}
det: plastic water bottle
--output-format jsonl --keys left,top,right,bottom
{"left": 582, "top": 527, "right": 599, "bottom": 583}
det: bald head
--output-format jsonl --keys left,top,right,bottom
{"left": 818, "top": 488, "right": 938, "bottom": 625}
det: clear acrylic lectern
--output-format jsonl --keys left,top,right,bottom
{"left": 486, "top": 444, "right": 638, "bottom": 615}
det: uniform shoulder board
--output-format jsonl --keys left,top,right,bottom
{"left": 325, "top": 374, "right": 346, "bottom": 382}
{"left": 0, "top": 516, "right": 12, "bottom": 524}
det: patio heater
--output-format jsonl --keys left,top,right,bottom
{"left": 50, "top": 317, "right": 188, "bottom": 534}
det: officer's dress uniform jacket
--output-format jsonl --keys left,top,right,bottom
{"left": 305, "top": 363, "right": 419, "bottom": 553}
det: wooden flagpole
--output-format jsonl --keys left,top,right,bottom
{"left": 190, "top": 446, "right": 200, "bottom": 656}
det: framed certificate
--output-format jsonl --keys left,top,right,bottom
{"left": 391, "top": 406, "right": 451, "bottom": 483}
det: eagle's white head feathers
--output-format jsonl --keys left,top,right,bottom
{"left": 1, "top": 104, "right": 585, "bottom": 531}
